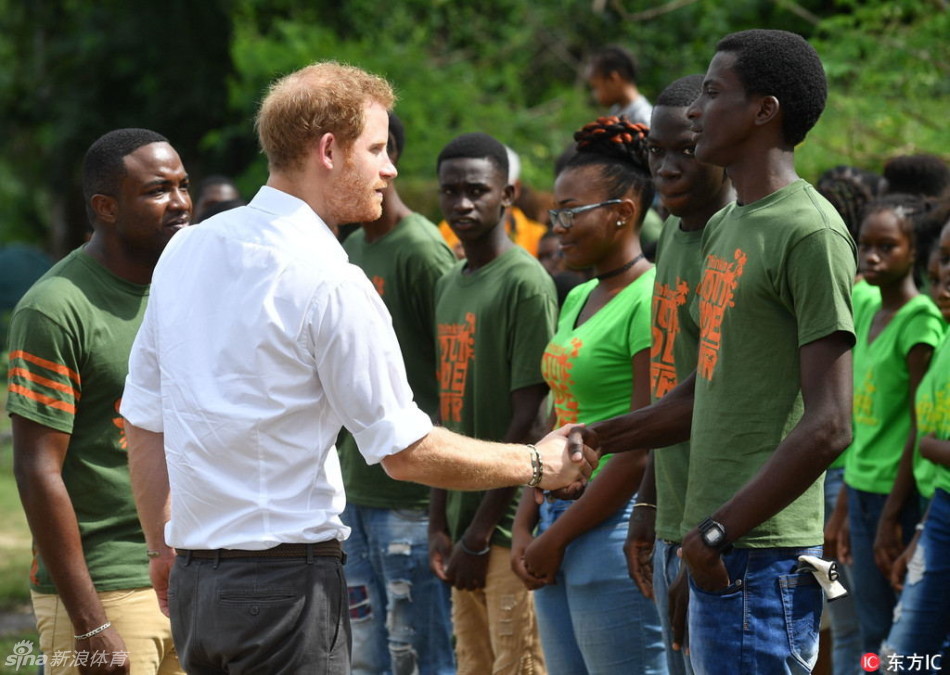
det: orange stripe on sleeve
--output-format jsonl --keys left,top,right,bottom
{"left": 8, "top": 383, "right": 76, "bottom": 415}
{"left": 7, "top": 367, "right": 80, "bottom": 400}
{"left": 8, "top": 350, "right": 81, "bottom": 385}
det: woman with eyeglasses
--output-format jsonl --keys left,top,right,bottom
{"left": 511, "top": 116, "right": 667, "bottom": 674}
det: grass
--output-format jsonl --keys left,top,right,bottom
{"left": 0, "top": 386, "right": 39, "bottom": 673}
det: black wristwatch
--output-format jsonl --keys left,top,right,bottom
{"left": 697, "top": 517, "right": 733, "bottom": 554}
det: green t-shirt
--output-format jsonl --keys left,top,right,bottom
{"left": 541, "top": 269, "right": 654, "bottom": 479}
{"left": 925, "top": 333, "right": 950, "bottom": 495}
{"left": 686, "top": 179, "right": 856, "bottom": 548}
{"left": 435, "top": 246, "right": 557, "bottom": 546}
{"left": 915, "top": 330, "right": 950, "bottom": 497}
{"left": 338, "top": 214, "right": 455, "bottom": 509}
{"left": 6, "top": 248, "right": 152, "bottom": 593}
{"left": 651, "top": 217, "right": 704, "bottom": 541}
{"left": 844, "top": 294, "right": 945, "bottom": 494}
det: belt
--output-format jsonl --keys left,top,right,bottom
{"left": 177, "top": 541, "right": 343, "bottom": 561}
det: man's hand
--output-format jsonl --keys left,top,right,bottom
{"left": 679, "top": 528, "right": 729, "bottom": 593}
{"left": 445, "top": 543, "right": 490, "bottom": 591}
{"left": 76, "top": 625, "right": 130, "bottom": 674}
{"left": 148, "top": 547, "right": 176, "bottom": 617}
{"left": 523, "top": 532, "right": 565, "bottom": 586}
{"left": 873, "top": 513, "right": 904, "bottom": 578}
{"left": 624, "top": 505, "right": 656, "bottom": 599}
{"left": 428, "top": 529, "right": 454, "bottom": 583}
{"left": 890, "top": 532, "right": 920, "bottom": 592}
{"left": 536, "top": 424, "right": 599, "bottom": 492}
{"left": 668, "top": 562, "right": 690, "bottom": 654}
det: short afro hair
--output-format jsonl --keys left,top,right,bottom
{"left": 716, "top": 29, "right": 827, "bottom": 147}
{"left": 655, "top": 74, "right": 704, "bottom": 109}
{"left": 883, "top": 154, "right": 950, "bottom": 199}
{"left": 588, "top": 45, "right": 640, "bottom": 84}
{"left": 436, "top": 132, "right": 509, "bottom": 183}
{"left": 387, "top": 111, "right": 406, "bottom": 162}
{"left": 82, "top": 128, "right": 169, "bottom": 223}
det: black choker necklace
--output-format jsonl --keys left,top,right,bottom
{"left": 595, "top": 253, "right": 645, "bottom": 281}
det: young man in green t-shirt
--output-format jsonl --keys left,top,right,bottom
{"left": 428, "top": 132, "right": 556, "bottom": 674}
{"left": 624, "top": 73, "right": 734, "bottom": 675}
{"left": 338, "top": 112, "right": 456, "bottom": 675}
{"left": 571, "top": 30, "right": 856, "bottom": 673}
{"left": 8, "top": 129, "right": 190, "bottom": 673}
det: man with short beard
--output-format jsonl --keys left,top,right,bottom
{"left": 121, "top": 62, "right": 597, "bottom": 674}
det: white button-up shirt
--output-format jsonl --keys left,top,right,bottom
{"left": 121, "top": 186, "right": 433, "bottom": 549}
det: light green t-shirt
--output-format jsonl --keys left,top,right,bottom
{"left": 651, "top": 217, "right": 704, "bottom": 541}
{"left": 925, "top": 333, "right": 950, "bottom": 495}
{"left": 435, "top": 245, "right": 557, "bottom": 546}
{"left": 541, "top": 269, "right": 654, "bottom": 479}
{"left": 844, "top": 294, "right": 945, "bottom": 494}
{"left": 915, "top": 330, "right": 950, "bottom": 497}
{"left": 6, "top": 248, "right": 152, "bottom": 593}
{"left": 686, "top": 180, "right": 856, "bottom": 548}
{"left": 338, "top": 214, "right": 455, "bottom": 509}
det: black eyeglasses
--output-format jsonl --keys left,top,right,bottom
{"left": 548, "top": 199, "right": 622, "bottom": 230}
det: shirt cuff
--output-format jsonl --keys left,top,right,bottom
{"left": 120, "top": 376, "right": 164, "bottom": 433}
{"left": 354, "top": 405, "right": 433, "bottom": 465}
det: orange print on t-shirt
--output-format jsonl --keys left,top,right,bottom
{"left": 372, "top": 275, "right": 385, "bottom": 297}
{"left": 697, "top": 249, "right": 747, "bottom": 381}
{"left": 541, "top": 337, "right": 583, "bottom": 425}
{"left": 651, "top": 279, "right": 690, "bottom": 399}
{"left": 438, "top": 313, "right": 476, "bottom": 423}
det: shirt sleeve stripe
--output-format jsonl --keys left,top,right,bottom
{"left": 7, "top": 367, "right": 81, "bottom": 400}
{"left": 8, "top": 383, "right": 77, "bottom": 415}
{"left": 8, "top": 350, "right": 81, "bottom": 385}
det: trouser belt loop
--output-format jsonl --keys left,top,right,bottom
{"left": 306, "top": 543, "right": 314, "bottom": 565}
{"left": 213, "top": 549, "right": 221, "bottom": 569}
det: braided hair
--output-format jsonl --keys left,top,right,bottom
{"left": 562, "top": 116, "right": 654, "bottom": 226}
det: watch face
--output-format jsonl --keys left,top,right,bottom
{"left": 703, "top": 528, "right": 724, "bottom": 546}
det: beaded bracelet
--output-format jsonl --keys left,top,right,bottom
{"left": 74, "top": 621, "right": 111, "bottom": 641}
{"left": 525, "top": 444, "right": 543, "bottom": 488}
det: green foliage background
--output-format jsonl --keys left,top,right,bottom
{"left": 0, "top": 0, "right": 947, "bottom": 254}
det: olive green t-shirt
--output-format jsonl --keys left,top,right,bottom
{"left": 686, "top": 180, "right": 856, "bottom": 548}
{"left": 651, "top": 217, "right": 704, "bottom": 541}
{"left": 338, "top": 214, "right": 455, "bottom": 509}
{"left": 844, "top": 294, "right": 945, "bottom": 495}
{"left": 435, "top": 246, "right": 557, "bottom": 546}
{"left": 6, "top": 248, "right": 152, "bottom": 593}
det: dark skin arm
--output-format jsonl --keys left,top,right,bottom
{"left": 12, "top": 415, "right": 130, "bottom": 675}
{"left": 681, "top": 332, "right": 853, "bottom": 591}
{"left": 874, "top": 343, "right": 934, "bottom": 577}
{"left": 443, "top": 383, "right": 548, "bottom": 591}
{"left": 511, "top": 489, "right": 545, "bottom": 590}
{"left": 625, "top": 450, "right": 657, "bottom": 598}
{"left": 522, "top": 350, "right": 651, "bottom": 585}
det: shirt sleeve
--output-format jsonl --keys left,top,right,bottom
{"left": 784, "top": 228, "right": 857, "bottom": 348}
{"left": 626, "top": 286, "right": 653, "bottom": 357}
{"left": 898, "top": 306, "right": 946, "bottom": 356}
{"left": 120, "top": 297, "right": 164, "bottom": 432}
{"left": 310, "top": 271, "right": 432, "bottom": 465}
{"left": 508, "top": 286, "right": 558, "bottom": 392}
{"left": 6, "top": 308, "right": 81, "bottom": 434}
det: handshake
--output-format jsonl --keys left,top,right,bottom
{"left": 532, "top": 424, "right": 601, "bottom": 498}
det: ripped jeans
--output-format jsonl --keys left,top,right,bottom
{"left": 342, "top": 504, "right": 455, "bottom": 675}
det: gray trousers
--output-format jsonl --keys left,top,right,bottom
{"left": 169, "top": 551, "right": 350, "bottom": 674}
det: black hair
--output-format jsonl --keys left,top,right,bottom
{"left": 198, "top": 174, "right": 238, "bottom": 193}
{"left": 716, "top": 29, "right": 826, "bottom": 147}
{"left": 655, "top": 74, "right": 704, "bottom": 108}
{"left": 589, "top": 45, "right": 639, "bottom": 84}
{"left": 388, "top": 111, "right": 406, "bottom": 161}
{"left": 817, "top": 166, "right": 881, "bottom": 240}
{"left": 196, "top": 198, "right": 245, "bottom": 223}
{"left": 883, "top": 154, "right": 950, "bottom": 199}
{"left": 82, "top": 128, "right": 168, "bottom": 223}
{"left": 561, "top": 116, "right": 655, "bottom": 226}
{"left": 436, "top": 132, "right": 509, "bottom": 182}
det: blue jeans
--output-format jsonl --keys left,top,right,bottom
{"left": 881, "top": 488, "right": 950, "bottom": 674}
{"left": 847, "top": 487, "right": 920, "bottom": 664}
{"left": 653, "top": 539, "right": 694, "bottom": 675}
{"left": 823, "top": 468, "right": 862, "bottom": 675}
{"left": 533, "top": 497, "right": 667, "bottom": 675}
{"left": 688, "top": 546, "right": 823, "bottom": 675}
{"left": 342, "top": 504, "right": 455, "bottom": 675}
